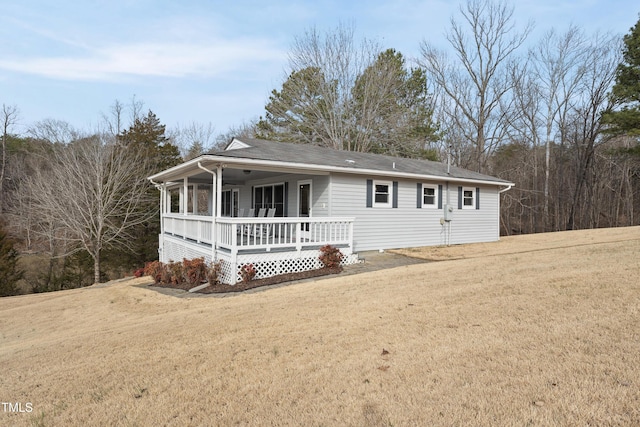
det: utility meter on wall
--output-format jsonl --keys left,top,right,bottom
{"left": 443, "top": 204, "right": 454, "bottom": 222}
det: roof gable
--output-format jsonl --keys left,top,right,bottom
{"left": 224, "top": 139, "right": 251, "bottom": 150}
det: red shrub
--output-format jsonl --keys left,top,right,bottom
{"left": 207, "top": 260, "right": 223, "bottom": 285}
{"left": 182, "top": 257, "right": 207, "bottom": 286}
{"left": 240, "top": 263, "right": 257, "bottom": 283}
{"left": 319, "top": 245, "right": 343, "bottom": 269}
{"left": 143, "top": 261, "right": 164, "bottom": 284}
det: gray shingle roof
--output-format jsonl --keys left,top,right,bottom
{"left": 210, "top": 138, "right": 510, "bottom": 184}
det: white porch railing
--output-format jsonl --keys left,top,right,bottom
{"left": 216, "top": 217, "right": 354, "bottom": 252}
{"left": 163, "top": 214, "right": 354, "bottom": 253}
{"left": 164, "top": 214, "right": 213, "bottom": 245}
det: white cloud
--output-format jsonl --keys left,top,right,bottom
{"left": 0, "top": 38, "right": 286, "bottom": 82}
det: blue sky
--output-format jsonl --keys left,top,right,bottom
{"left": 1, "top": 0, "right": 638, "bottom": 137}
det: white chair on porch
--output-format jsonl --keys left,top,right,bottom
{"left": 262, "top": 208, "right": 277, "bottom": 239}
{"left": 253, "top": 208, "right": 267, "bottom": 240}
{"left": 242, "top": 208, "right": 256, "bottom": 238}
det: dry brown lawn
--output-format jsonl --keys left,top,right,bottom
{"left": 1, "top": 227, "right": 639, "bottom": 426}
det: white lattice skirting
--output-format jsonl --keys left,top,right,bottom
{"left": 161, "top": 234, "right": 359, "bottom": 285}
{"left": 218, "top": 250, "right": 359, "bottom": 284}
{"left": 162, "top": 235, "right": 213, "bottom": 264}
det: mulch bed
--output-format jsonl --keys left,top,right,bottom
{"left": 148, "top": 267, "right": 342, "bottom": 294}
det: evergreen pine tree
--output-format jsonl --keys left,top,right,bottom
{"left": 603, "top": 15, "right": 640, "bottom": 140}
{"left": 0, "top": 223, "right": 23, "bottom": 296}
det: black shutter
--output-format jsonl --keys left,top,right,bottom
{"left": 438, "top": 184, "right": 443, "bottom": 209}
{"left": 392, "top": 181, "right": 398, "bottom": 208}
{"left": 366, "top": 179, "right": 373, "bottom": 208}
{"left": 476, "top": 187, "right": 480, "bottom": 210}
{"left": 458, "top": 186, "right": 463, "bottom": 209}
{"left": 251, "top": 186, "right": 254, "bottom": 211}
{"left": 416, "top": 183, "right": 422, "bottom": 208}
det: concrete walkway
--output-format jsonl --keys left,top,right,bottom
{"left": 340, "top": 250, "right": 428, "bottom": 277}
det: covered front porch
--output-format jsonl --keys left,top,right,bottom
{"left": 154, "top": 161, "right": 357, "bottom": 284}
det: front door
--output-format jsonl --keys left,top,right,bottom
{"left": 298, "top": 181, "right": 312, "bottom": 236}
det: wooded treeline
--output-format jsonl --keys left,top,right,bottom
{"left": 255, "top": 1, "right": 640, "bottom": 235}
{"left": 1, "top": 0, "right": 639, "bottom": 295}
{"left": 0, "top": 106, "right": 182, "bottom": 294}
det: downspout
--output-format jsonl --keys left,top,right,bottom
{"left": 198, "top": 162, "right": 218, "bottom": 261}
{"left": 498, "top": 184, "right": 514, "bottom": 239}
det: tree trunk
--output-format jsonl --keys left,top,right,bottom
{"left": 94, "top": 252, "right": 101, "bottom": 284}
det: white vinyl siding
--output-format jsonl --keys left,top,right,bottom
{"left": 330, "top": 173, "right": 500, "bottom": 251}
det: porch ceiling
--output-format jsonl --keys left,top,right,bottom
{"left": 166, "top": 165, "right": 327, "bottom": 186}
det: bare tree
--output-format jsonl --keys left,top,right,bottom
{"left": 419, "top": 0, "right": 532, "bottom": 172}
{"left": 170, "top": 121, "right": 217, "bottom": 160}
{"left": 28, "top": 119, "right": 80, "bottom": 145}
{"left": 100, "top": 99, "right": 126, "bottom": 137}
{"left": 22, "top": 134, "right": 154, "bottom": 284}
{"left": 530, "top": 26, "right": 587, "bottom": 230}
{"left": 563, "top": 32, "right": 620, "bottom": 230}
{"left": 1, "top": 104, "right": 19, "bottom": 214}
{"left": 215, "top": 120, "right": 258, "bottom": 147}
{"left": 100, "top": 97, "right": 146, "bottom": 137}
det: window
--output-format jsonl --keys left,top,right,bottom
{"left": 197, "top": 186, "right": 210, "bottom": 214}
{"left": 367, "top": 179, "right": 397, "bottom": 208}
{"left": 221, "top": 189, "right": 239, "bottom": 217}
{"left": 373, "top": 180, "right": 392, "bottom": 207}
{"left": 423, "top": 185, "right": 437, "bottom": 208}
{"left": 461, "top": 186, "right": 476, "bottom": 209}
{"left": 169, "top": 188, "right": 180, "bottom": 213}
{"left": 253, "top": 183, "right": 285, "bottom": 216}
{"left": 463, "top": 189, "right": 474, "bottom": 206}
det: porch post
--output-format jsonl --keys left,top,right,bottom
{"left": 193, "top": 185, "right": 199, "bottom": 214}
{"left": 216, "top": 164, "right": 223, "bottom": 218}
{"left": 230, "top": 223, "right": 238, "bottom": 285}
{"left": 195, "top": 161, "right": 219, "bottom": 263}
{"left": 214, "top": 164, "right": 223, "bottom": 265}
{"left": 295, "top": 220, "right": 302, "bottom": 255}
{"left": 158, "top": 184, "right": 166, "bottom": 262}
{"left": 348, "top": 220, "right": 354, "bottom": 253}
{"left": 183, "top": 178, "right": 189, "bottom": 215}
{"left": 211, "top": 171, "right": 217, "bottom": 261}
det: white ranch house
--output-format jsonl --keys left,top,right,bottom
{"left": 148, "top": 138, "right": 513, "bottom": 284}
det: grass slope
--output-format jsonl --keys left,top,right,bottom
{"left": 1, "top": 227, "right": 639, "bottom": 426}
